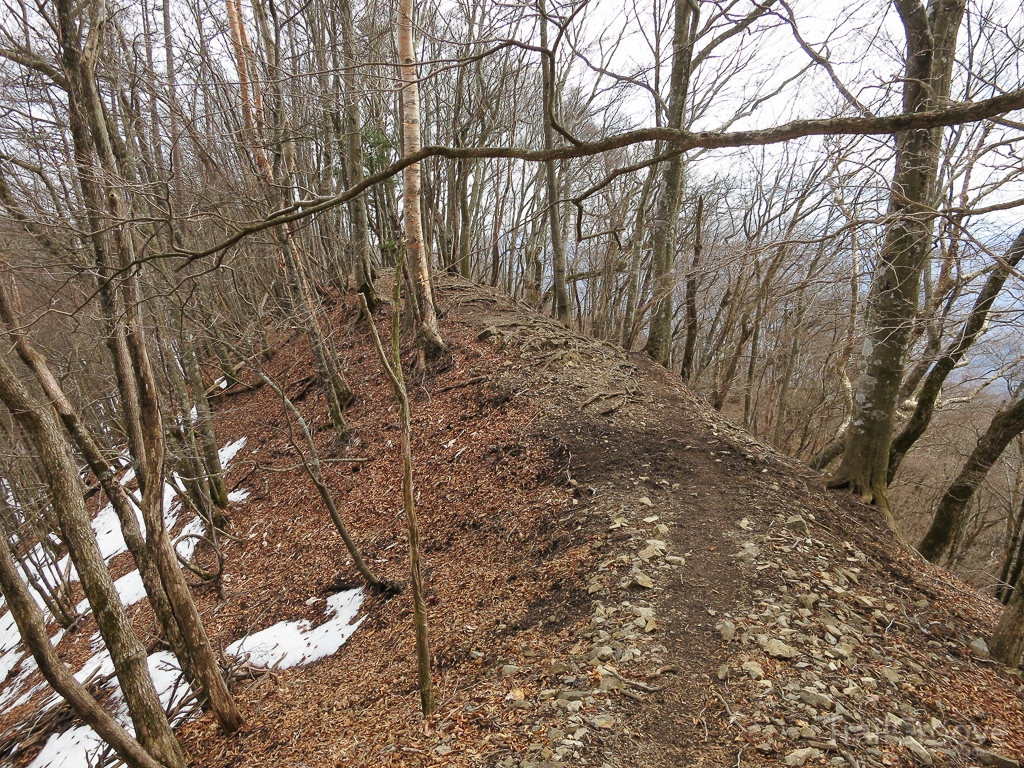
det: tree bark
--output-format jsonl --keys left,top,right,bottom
{"left": 538, "top": 0, "right": 570, "bottom": 325}
{"left": 181, "top": 340, "right": 230, "bottom": 510}
{"left": 397, "top": 0, "right": 446, "bottom": 360}
{"left": 643, "top": 0, "right": 697, "bottom": 367}
{"left": 918, "top": 396, "right": 1024, "bottom": 563}
{"left": 679, "top": 195, "right": 702, "bottom": 382}
{"left": 828, "top": 0, "right": 966, "bottom": 518}
{"left": 887, "top": 227, "right": 1024, "bottom": 483}
{"left": 991, "top": 582, "right": 1024, "bottom": 669}
{"left": 339, "top": 0, "right": 378, "bottom": 309}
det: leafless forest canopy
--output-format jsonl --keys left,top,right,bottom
{"left": 2, "top": 0, "right": 1024, "bottom": 719}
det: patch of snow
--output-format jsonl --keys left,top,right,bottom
{"left": 73, "top": 645, "right": 114, "bottom": 686}
{"left": 147, "top": 651, "right": 192, "bottom": 722}
{"left": 226, "top": 589, "right": 364, "bottom": 669}
{"left": 89, "top": 502, "right": 135, "bottom": 563}
{"left": 227, "top": 488, "right": 250, "bottom": 502}
{"left": 113, "top": 570, "right": 146, "bottom": 606}
{"left": 173, "top": 518, "right": 206, "bottom": 561}
{"left": 218, "top": 437, "right": 247, "bottom": 467}
{"left": 25, "top": 723, "right": 104, "bottom": 768}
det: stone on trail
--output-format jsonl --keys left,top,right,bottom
{"left": 734, "top": 542, "right": 760, "bottom": 562}
{"left": 764, "top": 639, "right": 798, "bottom": 659}
{"left": 631, "top": 572, "right": 654, "bottom": 589}
{"left": 784, "top": 747, "right": 820, "bottom": 766}
{"left": 742, "top": 661, "right": 765, "bottom": 680}
{"left": 785, "top": 515, "right": 808, "bottom": 534}
{"left": 901, "top": 735, "right": 933, "bottom": 764}
{"left": 719, "top": 620, "right": 736, "bottom": 641}
{"left": 973, "top": 748, "right": 1021, "bottom": 768}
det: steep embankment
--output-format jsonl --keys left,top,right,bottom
{"left": 2, "top": 274, "right": 1022, "bottom": 768}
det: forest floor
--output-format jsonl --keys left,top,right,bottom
{"left": 2, "top": 274, "right": 1023, "bottom": 768}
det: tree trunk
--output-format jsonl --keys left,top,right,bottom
{"left": 538, "top": 0, "right": 570, "bottom": 325}
{"left": 0, "top": 529, "right": 166, "bottom": 768}
{"left": 828, "top": 0, "right": 966, "bottom": 517}
{"left": 181, "top": 340, "right": 230, "bottom": 510}
{"left": 397, "top": 0, "right": 446, "bottom": 361}
{"left": 991, "top": 583, "right": 1024, "bottom": 669}
{"left": 119, "top": 283, "right": 245, "bottom": 733}
{"left": 679, "top": 195, "right": 702, "bottom": 382}
{"left": 362, "top": 266, "right": 435, "bottom": 715}
{"left": 997, "top": 495, "right": 1024, "bottom": 604}
{"left": 0, "top": 353, "right": 186, "bottom": 768}
{"left": 339, "top": 0, "right": 378, "bottom": 309}
{"left": 643, "top": 0, "right": 697, "bottom": 367}
{"left": 918, "top": 396, "right": 1024, "bottom": 563}
{"left": 887, "top": 227, "right": 1024, "bottom": 483}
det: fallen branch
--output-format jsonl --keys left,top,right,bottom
{"left": 437, "top": 375, "right": 490, "bottom": 393}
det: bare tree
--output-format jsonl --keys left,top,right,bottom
{"left": 829, "top": 0, "right": 967, "bottom": 522}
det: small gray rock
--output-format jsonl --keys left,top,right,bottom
{"left": 557, "top": 690, "right": 590, "bottom": 701}
{"left": 799, "top": 689, "right": 834, "bottom": 710}
{"left": 784, "top": 747, "right": 820, "bottom": 766}
{"left": 764, "top": 639, "right": 798, "bottom": 659}
{"left": 973, "top": 748, "right": 1020, "bottom": 768}
{"left": 501, "top": 664, "right": 521, "bottom": 676}
{"left": 785, "top": 515, "right": 808, "bottom": 534}
{"left": 720, "top": 621, "right": 736, "bottom": 642}
{"left": 742, "top": 661, "right": 766, "bottom": 680}
{"left": 969, "top": 637, "right": 991, "bottom": 659}
{"left": 901, "top": 736, "right": 933, "bottom": 764}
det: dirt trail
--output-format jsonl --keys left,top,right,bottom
{"left": 447, "top": 276, "right": 1024, "bottom": 768}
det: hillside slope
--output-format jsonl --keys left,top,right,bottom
{"left": 2, "top": 274, "right": 1023, "bottom": 768}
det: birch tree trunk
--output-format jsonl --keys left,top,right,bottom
{"left": 397, "top": 0, "right": 447, "bottom": 360}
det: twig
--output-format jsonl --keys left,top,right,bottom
{"left": 436, "top": 375, "right": 490, "bottom": 393}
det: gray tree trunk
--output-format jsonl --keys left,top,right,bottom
{"left": 643, "top": 0, "right": 697, "bottom": 367}
{"left": 0, "top": 529, "right": 166, "bottom": 768}
{"left": 828, "top": 0, "right": 966, "bottom": 520}
{"left": 0, "top": 352, "right": 186, "bottom": 768}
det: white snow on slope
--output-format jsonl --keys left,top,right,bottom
{"left": 226, "top": 588, "right": 365, "bottom": 669}
{"left": 2, "top": 436, "right": 366, "bottom": 767}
